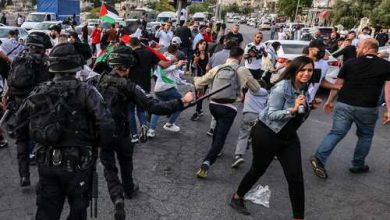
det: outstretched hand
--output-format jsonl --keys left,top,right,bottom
{"left": 181, "top": 91, "right": 194, "bottom": 105}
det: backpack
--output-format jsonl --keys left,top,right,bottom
{"left": 8, "top": 50, "right": 48, "bottom": 97}
{"left": 26, "top": 81, "right": 80, "bottom": 146}
{"left": 210, "top": 64, "right": 241, "bottom": 103}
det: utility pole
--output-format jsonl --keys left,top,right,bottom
{"left": 294, "top": 0, "right": 300, "bottom": 22}
{"left": 177, "top": 0, "right": 182, "bottom": 25}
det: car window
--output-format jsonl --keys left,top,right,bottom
{"left": 0, "top": 29, "right": 9, "bottom": 38}
{"left": 281, "top": 44, "right": 308, "bottom": 54}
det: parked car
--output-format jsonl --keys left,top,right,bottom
{"left": 265, "top": 40, "right": 340, "bottom": 84}
{"left": 27, "top": 21, "right": 62, "bottom": 35}
{"left": 0, "top": 26, "right": 29, "bottom": 43}
{"left": 259, "top": 22, "right": 271, "bottom": 30}
{"left": 310, "top": 26, "right": 333, "bottom": 40}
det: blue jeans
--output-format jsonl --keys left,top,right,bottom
{"left": 315, "top": 102, "right": 378, "bottom": 167}
{"left": 128, "top": 101, "right": 148, "bottom": 136}
{"left": 150, "top": 87, "right": 182, "bottom": 130}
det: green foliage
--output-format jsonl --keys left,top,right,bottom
{"left": 221, "top": 3, "right": 240, "bottom": 19}
{"left": 155, "top": 0, "right": 175, "bottom": 12}
{"left": 331, "top": 0, "right": 382, "bottom": 28}
{"left": 371, "top": 0, "right": 390, "bottom": 27}
{"left": 241, "top": 6, "right": 254, "bottom": 15}
{"left": 87, "top": 7, "right": 100, "bottom": 19}
{"left": 276, "top": 0, "right": 312, "bottom": 19}
{"left": 189, "top": 3, "right": 210, "bottom": 14}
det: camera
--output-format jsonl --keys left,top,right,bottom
{"left": 247, "top": 46, "right": 266, "bottom": 60}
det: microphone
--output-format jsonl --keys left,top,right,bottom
{"left": 298, "top": 84, "right": 309, "bottom": 114}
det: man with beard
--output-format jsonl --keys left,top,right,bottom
{"left": 310, "top": 38, "right": 390, "bottom": 179}
{"left": 48, "top": 24, "right": 61, "bottom": 47}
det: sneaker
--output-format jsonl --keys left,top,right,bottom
{"left": 229, "top": 195, "right": 250, "bottom": 215}
{"left": 309, "top": 156, "right": 328, "bottom": 179}
{"left": 217, "top": 151, "right": 224, "bottom": 157}
{"left": 125, "top": 183, "right": 139, "bottom": 199}
{"left": 147, "top": 129, "right": 155, "bottom": 138}
{"left": 196, "top": 163, "right": 209, "bottom": 179}
{"left": 198, "top": 111, "right": 204, "bottom": 117}
{"left": 113, "top": 198, "right": 126, "bottom": 220}
{"left": 349, "top": 165, "right": 369, "bottom": 174}
{"left": 163, "top": 123, "right": 180, "bottom": 132}
{"left": 190, "top": 112, "right": 200, "bottom": 121}
{"left": 29, "top": 154, "right": 37, "bottom": 166}
{"left": 131, "top": 135, "right": 139, "bottom": 143}
{"left": 232, "top": 155, "right": 245, "bottom": 168}
{"left": 0, "top": 139, "right": 8, "bottom": 149}
{"left": 139, "top": 125, "right": 148, "bottom": 143}
{"left": 20, "top": 176, "right": 30, "bottom": 187}
{"left": 206, "top": 128, "right": 214, "bottom": 136}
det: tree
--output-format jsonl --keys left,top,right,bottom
{"left": 189, "top": 3, "right": 210, "bottom": 14}
{"left": 331, "top": 0, "right": 382, "bottom": 28}
{"left": 155, "top": 0, "right": 175, "bottom": 12}
{"left": 371, "top": 0, "right": 390, "bottom": 27}
{"left": 276, "top": 0, "right": 312, "bottom": 19}
{"left": 87, "top": 7, "right": 100, "bottom": 19}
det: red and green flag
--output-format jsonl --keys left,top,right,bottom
{"left": 99, "top": 3, "right": 119, "bottom": 24}
{"left": 95, "top": 45, "right": 114, "bottom": 64}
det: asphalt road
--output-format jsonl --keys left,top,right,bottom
{"left": 1, "top": 24, "right": 390, "bottom": 220}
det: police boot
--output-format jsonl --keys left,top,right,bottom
{"left": 124, "top": 183, "right": 139, "bottom": 200}
{"left": 114, "top": 198, "right": 126, "bottom": 220}
{"left": 20, "top": 176, "right": 30, "bottom": 187}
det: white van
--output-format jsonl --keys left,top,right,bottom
{"left": 21, "top": 12, "right": 57, "bottom": 30}
{"left": 192, "top": 12, "right": 207, "bottom": 25}
{"left": 156, "top": 11, "right": 176, "bottom": 24}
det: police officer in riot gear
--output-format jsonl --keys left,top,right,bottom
{"left": 4, "top": 31, "right": 53, "bottom": 187}
{"left": 98, "top": 46, "right": 193, "bottom": 220}
{"left": 15, "top": 42, "right": 114, "bottom": 220}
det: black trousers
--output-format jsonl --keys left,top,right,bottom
{"left": 203, "top": 104, "right": 237, "bottom": 165}
{"left": 236, "top": 122, "right": 305, "bottom": 219}
{"left": 16, "top": 139, "right": 30, "bottom": 178}
{"left": 248, "top": 68, "right": 263, "bottom": 80}
{"left": 36, "top": 165, "right": 91, "bottom": 220}
{"left": 100, "top": 136, "right": 135, "bottom": 202}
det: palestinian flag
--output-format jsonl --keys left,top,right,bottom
{"left": 99, "top": 3, "right": 119, "bottom": 24}
{"left": 95, "top": 45, "right": 114, "bottom": 64}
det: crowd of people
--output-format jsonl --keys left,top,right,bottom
{"left": 0, "top": 18, "right": 389, "bottom": 220}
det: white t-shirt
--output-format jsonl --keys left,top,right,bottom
{"left": 155, "top": 30, "right": 173, "bottom": 48}
{"left": 308, "top": 59, "right": 329, "bottom": 102}
{"left": 357, "top": 33, "right": 372, "bottom": 46}
{"left": 244, "top": 42, "right": 266, "bottom": 70}
{"left": 17, "top": 17, "right": 23, "bottom": 25}
{"left": 278, "top": 31, "right": 287, "bottom": 40}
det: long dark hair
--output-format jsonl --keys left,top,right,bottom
{"left": 194, "top": 39, "right": 208, "bottom": 57}
{"left": 275, "top": 56, "right": 314, "bottom": 84}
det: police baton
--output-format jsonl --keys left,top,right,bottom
{"left": 0, "top": 109, "right": 11, "bottom": 128}
{"left": 183, "top": 83, "right": 231, "bottom": 110}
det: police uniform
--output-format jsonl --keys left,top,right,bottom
{"left": 7, "top": 32, "right": 53, "bottom": 187}
{"left": 15, "top": 43, "right": 114, "bottom": 220}
{"left": 97, "top": 46, "right": 185, "bottom": 219}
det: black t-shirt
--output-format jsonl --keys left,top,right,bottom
{"left": 332, "top": 45, "right": 356, "bottom": 62}
{"left": 338, "top": 55, "right": 390, "bottom": 107}
{"left": 175, "top": 26, "right": 192, "bottom": 48}
{"left": 226, "top": 32, "right": 243, "bottom": 44}
{"left": 129, "top": 47, "right": 160, "bottom": 93}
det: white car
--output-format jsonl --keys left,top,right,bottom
{"left": 265, "top": 40, "right": 340, "bottom": 84}
{"left": 0, "top": 26, "right": 29, "bottom": 43}
{"left": 259, "top": 22, "right": 271, "bottom": 30}
{"left": 27, "top": 21, "right": 62, "bottom": 35}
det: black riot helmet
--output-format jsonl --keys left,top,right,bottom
{"left": 48, "top": 43, "right": 84, "bottom": 73}
{"left": 107, "top": 46, "right": 139, "bottom": 68}
{"left": 26, "top": 32, "right": 53, "bottom": 49}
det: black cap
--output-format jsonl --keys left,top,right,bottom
{"left": 48, "top": 24, "right": 61, "bottom": 33}
{"left": 309, "top": 40, "right": 325, "bottom": 48}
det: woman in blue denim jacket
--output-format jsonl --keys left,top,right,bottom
{"left": 230, "top": 56, "right": 321, "bottom": 220}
